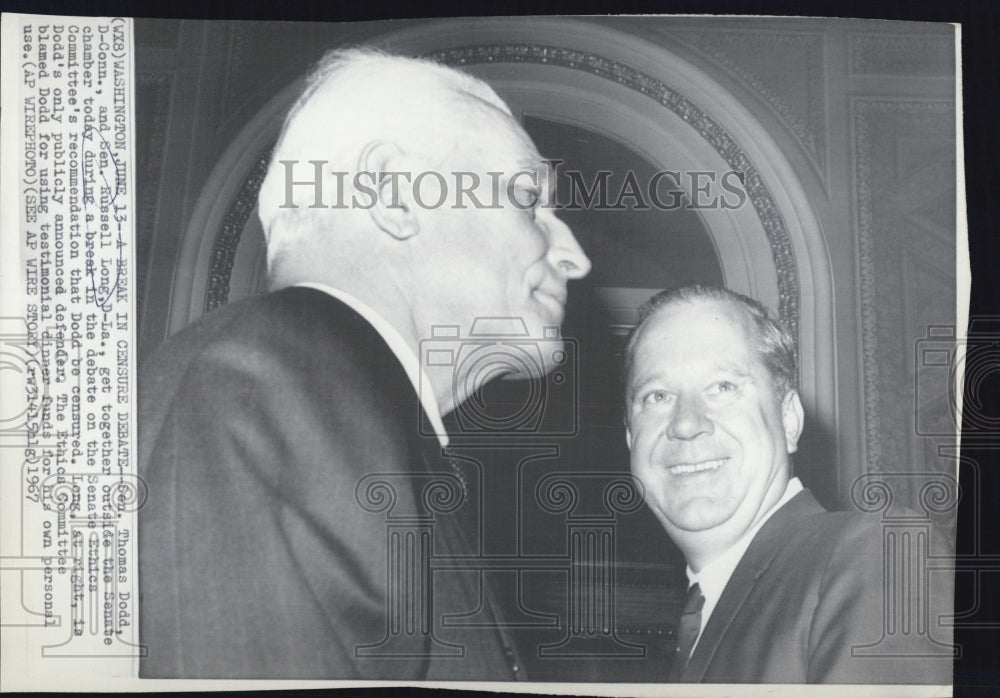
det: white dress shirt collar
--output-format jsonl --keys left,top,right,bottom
{"left": 295, "top": 282, "right": 449, "bottom": 447}
{"left": 684, "top": 476, "right": 804, "bottom": 654}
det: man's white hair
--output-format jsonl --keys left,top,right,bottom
{"left": 257, "top": 48, "right": 512, "bottom": 273}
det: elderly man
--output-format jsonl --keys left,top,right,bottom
{"left": 138, "top": 49, "right": 590, "bottom": 679}
{"left": 623, "top": 284, "right": 953, "bottom": 684}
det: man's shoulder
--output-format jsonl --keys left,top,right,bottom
{"left": 769, "top": 491, "right": 888, "bottom": 552}
{"left": 137, "top": 287, "right": 409, "bottom": 432}
{"left": 739, "top": 490, "right": 891, "bottom": 582}
{"left": 702, "top": 489, "right": 954, "bottom": 683}
{"left": 137, "top": 286, "right": 425, "bottom": 480}
{"left": 160, "top": 287, "right": 364, "bottom": 348}
{"left": 759, "top": 490, "right": 953, "bottom": 585}
{"left": 143, "top": 288, "right": 382, "bottom": 376}
{"left": 776, "top": 490, "right": 948, "bottom": 545}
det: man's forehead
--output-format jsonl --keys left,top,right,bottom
{"left": 645, "top": 298, "right": 749, "bottom": 339}
{"left": 629, "top": 301, "right": 756, "bottom": 374}
{"left": 450, "top": 99, "right": 542, "bottom": 162}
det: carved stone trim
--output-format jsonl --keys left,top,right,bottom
{"left": 849, "top": 33, "right": 955, "bottom": 77}
{"left": 670, "top": 30, "right": 828, "bottom": 179}
{"left": 205, "top": 148, "right": 271, "bottom": 311}
{"left": 851, "top": 98, "right": 956, "bottom": 475}
{"left": 135, "top": 71, "right": 174, "bottom": 310}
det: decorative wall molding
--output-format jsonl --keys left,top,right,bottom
{"left": 221, "top": 21, "right": 248, "bottom": 121}
{"left": 849, "top": 33, "right": 955, "bottom": 77}
{"left": 669, "top": 30, "right": 828, "bottom": 184}
{"left": 134, "top": 71, "right": 174, "bottom": 314}
{"left": 205, "top": 150, "right": 271, "bottom": 311}
{"left": 851, "top": 98, "right": 956, "bottom": 492}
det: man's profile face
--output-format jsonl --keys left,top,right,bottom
{"left": 417, "top": 107, "right": 590, "bottom": 373}
{"left": 625, "top": 298, "right": 801, "bottom": 547}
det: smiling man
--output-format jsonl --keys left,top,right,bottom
{"left": 623, "top": 284, "right": 953, "bottom": 684}
{"left": 138, "top": 49, "right": 589, "bottom": 679}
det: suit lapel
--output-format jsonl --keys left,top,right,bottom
{"left": 681, "top": 490, "right": 826, "bottom": 682}
{"left": 296, "top": 286, "right": 518, "bottom": 678}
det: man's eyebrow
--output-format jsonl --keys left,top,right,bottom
{"left": 513, "top": 159, "right": 546, "bottom": 179}
{"left": 628, "top": 364, "right": 752, "bottom": 396}
{"left": 511, "top": 165, "right": 555, "bottom": 204}
{"left": 531, "top": 162, "right": 559, "bottom": 201}
{"left": 627, "top": 373, "right": 667, "bottom": 401}
{"left": 709, "top": 363, "right": 752, "bottom": 378}
{"left": 544, "top": 169, "right": 558, "bottom": 198}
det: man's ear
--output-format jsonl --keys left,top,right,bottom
{"left": 358, "top": 140, "right": 420, "bottom": 241}
{"left": 624, "top": 416, "right": 633, "bottom": 450}
{"left": 781, "top": 389, "right": 805, "bottom": 454}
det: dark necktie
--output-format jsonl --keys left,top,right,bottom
{"left": 669, "top": 582, "right": 705, "bottom": 682}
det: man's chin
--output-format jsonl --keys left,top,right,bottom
{"left": 530, "top": 291, "right": 567, "bottom": 328}
{"left": 475, "top": 310, "right": 567, "bottom": 381}
{"left": 658, "top": 500, "right": 738, "bottom": 535}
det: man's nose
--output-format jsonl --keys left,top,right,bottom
{"left": 544, "top": 214, "right": 591, "bottom": 279}
{"left": 666, "top": 393, "right": 714, "bottom": 441}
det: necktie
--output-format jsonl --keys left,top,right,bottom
{"left": 669, "top": 582, "right": 705, "bottom": 682}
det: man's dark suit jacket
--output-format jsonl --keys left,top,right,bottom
{"left": 138, "top": 287, "right": 520, "bottom": 679}
{"left": 677, "top": 489, "right": 954, "bottom": 684}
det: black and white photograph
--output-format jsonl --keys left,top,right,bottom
{"left": 129, "top": 14, "right": 960, "bottom": 685}
{"left": 2, "top": 5, "right": 990, "bottom": 693}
